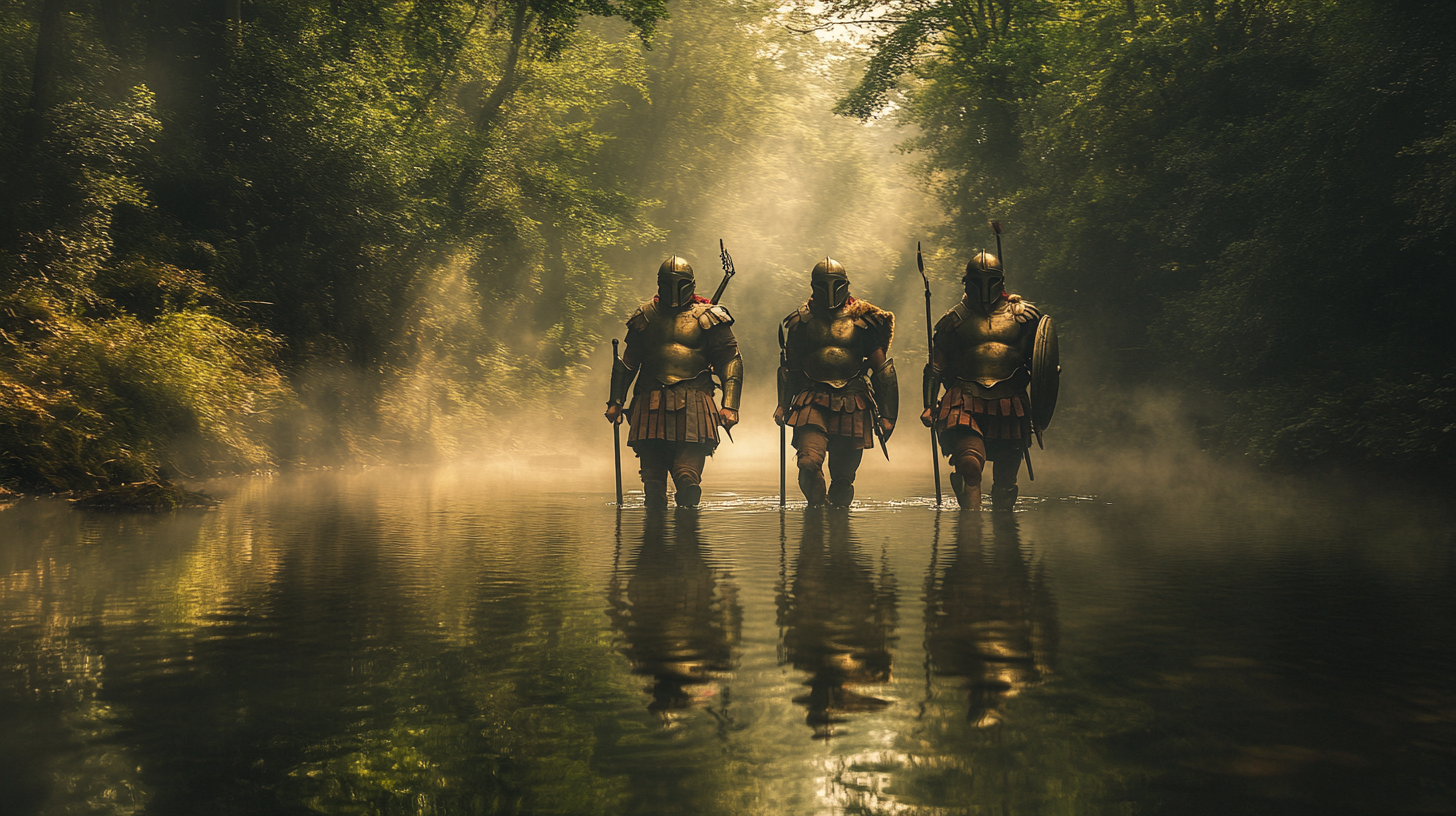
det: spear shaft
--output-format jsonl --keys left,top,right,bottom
{"left": 780, "top": 347, "right": 787, "bottom": 508}
{"left": 917, "top": 242, "right": 943, "bottom": 507}
{"left": 611, "top": 338, "right": 623, "bottom": 505}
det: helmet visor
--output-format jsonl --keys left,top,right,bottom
{"left": 674, "top": 278, "right": 695, "bottom": 307}
{"left": 812, "top": 279, "right": 850, "bottom": 309}
{"left": 975, "top": 273, "right": 1004, "bottom": 305}
{"left": 659, "top": 275, "right": 695, "bottom": 307}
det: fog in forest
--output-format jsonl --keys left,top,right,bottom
{"left": 1, "top": 0, "right": 1451, "bottom": 494}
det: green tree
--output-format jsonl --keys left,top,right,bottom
{"left": 821, "top": 0, "right": 1456, "bottom": 473}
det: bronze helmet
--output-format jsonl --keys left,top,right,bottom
{"left": 657, "top": 256, "right": 695, "bottom": 307}
{"left": 964, "top": 251, "right": 1004, "bottom": 306}
{"left": 810, "top": 257, "right": 851, "bottom": 310}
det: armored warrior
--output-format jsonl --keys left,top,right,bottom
{"left": 775, "top": 258, "right": 898, "bottom": 508}
{"left": 606, "top": 256, "right": 743, "bottom": 509}
{"left": 922, "top": 252, "right": 1053, "bottom": 511}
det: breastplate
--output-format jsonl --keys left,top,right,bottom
{"left": 640, "top": 303, "right": 711, "bottom": 385}
{"left": 793, "top": 310, "right": 868, "bottom": 389}
{"left": 950, "top": 303, "right": 1028, "bottom": 388}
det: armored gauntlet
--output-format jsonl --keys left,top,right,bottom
{"left": 718, "top": 354, "right": 744, "bottom": 412}
{"left": 922, "top": 362, "right": 940, "bottom": 411}
{"left": 777, "top": 361, "right": 791, "bottom": 414}
{"left": 609, "top": 356, "right": 637, "bottom": 407}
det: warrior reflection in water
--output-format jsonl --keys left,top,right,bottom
{"left": 924, "top": 514, "right": 1057, "bottom": 727}
{"left": 606, "top": 510, "right": 742, "bottom": 717}
{"left": 606, "top": 256, "right": 744, "bottom": 509}
{"left": 776, "top": 258, "right": 898, "bottom": 508}
{"left": 778, "top": 511, "right": 898, "bottom": 739}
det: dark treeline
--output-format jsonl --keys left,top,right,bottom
{"left": 822, "top": 0, "right": 1456, "bottom": 474}
{"left": 1, "top": 0, "right": 1452, "bottom": 491}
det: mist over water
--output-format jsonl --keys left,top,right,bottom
{"left": 2, "top": 466, "right": 1452, "bottom": 815}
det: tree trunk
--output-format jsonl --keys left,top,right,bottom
{"left": 226, "top": 0, "right": 242, "bottom": 54}
{"left": 24, "top": 0, "right": 68, "bottom": 154}
{"left": 97, "top": 0, "right": 133, "bottom": 96}
{"left": 474, "top": 0, "right": 529, "bottom": 132}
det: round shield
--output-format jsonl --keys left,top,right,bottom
{"left": 1030, "top": 316, "right": 1060, "bottom": 430}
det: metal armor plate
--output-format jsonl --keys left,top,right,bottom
{"left": 639, "top": 302, "right": 712, "bottom": 385}
{"left": 794, "top": 311, "right": 869, "bottom": 389}
{"left": 951, "top": 302, "right": 1031, "bottom": 388}
{"left": 1030, "top": 315, "right": 1059, "bottom": 429}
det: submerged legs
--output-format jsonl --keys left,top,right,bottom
{"left": 944, "top": 430, "right": 1023, "bottom": 512}
{"left": 636, "top": 441, "right": 709, "bottom": 509}
{"left": 794, "top": 428, "right": 864, "bottom": 508}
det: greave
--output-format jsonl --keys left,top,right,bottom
{"left": 951, "top": 472, "right": 983, "bottom": 512}
{"left": 643, "top": 480, "right": 668, "bottom": 510}
{"left": 990, "top": 484, "right": 1018, "bottom": 512}
{"left": 799, "top": 468, "right": 827, "bottom": 507}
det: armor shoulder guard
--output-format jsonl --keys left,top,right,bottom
{"left": 626, "top": 301, "right": 654, "bottom": 333}
{"left": 782, "top": 304, "right": 810, "bottom": 333}
{"left": 934, "top": 306, "right": 963, "bottom": 335}
{"left": 847, "top": 300, "right": 896, "bottom": 348}
{"left": 1006, "top": 294, "right": 1040, "bottom": 324}
{"left": 698, "top": 304, "right": 734, "bottom": 330}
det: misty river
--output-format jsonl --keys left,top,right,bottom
{"left": 2, "top": 462, "right": 1453, "bottom": 815}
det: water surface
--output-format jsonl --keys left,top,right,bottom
{"left": 1, "top": 466, "right": 1452, "bottom": 815}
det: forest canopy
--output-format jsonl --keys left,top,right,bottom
{"left": 814, "top": 0, "right": 1456, "bottom": 472}
{"left": 1, "top": 0, "right": 1453, "bottom": 491}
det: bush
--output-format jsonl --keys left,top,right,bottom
{"left": 0, "top": 290, "right": 291, "bottom": 491}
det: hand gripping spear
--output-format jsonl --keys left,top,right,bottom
{"left": 918, "top": 242, "right": 943, "bottom": 506}
{"left": 611, "top": 338, "right": 624, "bottom": 505}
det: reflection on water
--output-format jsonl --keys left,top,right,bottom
{"left": 607, "top": 510, "right": 741, "bottom": 719}
{"left": 925, "top": 514, "right": 1057, "bottom": 727}
{"left": 778, "top": 511, "right": 897, "bottom": 739}
{"left": 1, "top": 467, "right": 1454, "bottom": 815}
